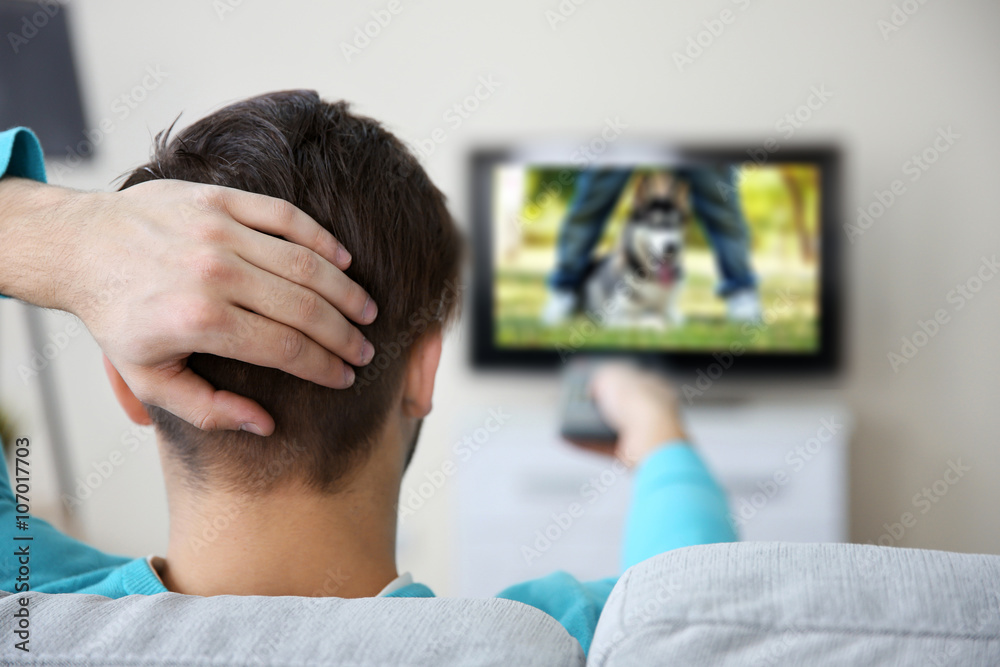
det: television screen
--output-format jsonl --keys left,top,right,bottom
{"left": 471, "top": 146, "right": 841, "bottom": 373}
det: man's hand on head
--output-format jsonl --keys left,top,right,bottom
{"left": 584, "top": 363, "right": 689, "bottom": 467}
{"left": 3, "top": 177, "right": 378, "bottom": 436}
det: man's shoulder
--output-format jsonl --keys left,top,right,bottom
{"left": 496, "top": 572, "right": 619, "bottom": 654}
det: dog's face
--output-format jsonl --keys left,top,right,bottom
{"left": 626, "top": 199, "right": 684, "bottom": 283}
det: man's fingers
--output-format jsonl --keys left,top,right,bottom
{"left": 232, "top": 225, "right": 377, "bottom": 326}
{"left": 226, "top": 261, "right": 373, "bottom": 367}
{"left": 144, "top": 366, "right": 276, "bottom": 435}
{"left": 588, "top": 365, "right": 623, "bottom": 405}
{"left": 589, "top": 364, "right": 640, "bottom": 428}
{"left": 206, "top": 185, "right": 352, "bottom": 271}
{"left": 196, "top": 306, "right": 358, "bottom": 389}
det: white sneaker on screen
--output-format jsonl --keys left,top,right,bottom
{"left": 541, "top": 288, "right": 578, "bottom": 326}
{"left": 726, "top": 288, "right": 762, "bottom": 322}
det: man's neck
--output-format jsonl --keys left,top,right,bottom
{"left": 159, "top": 472, "right": 401, "bottom": 598}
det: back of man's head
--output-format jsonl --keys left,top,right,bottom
{"left": 120, "top": 90, "right": 462, "bottom": 495}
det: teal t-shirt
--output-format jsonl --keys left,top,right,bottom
{"left": 0, "top": 126, "right": 737, "bottom": 654}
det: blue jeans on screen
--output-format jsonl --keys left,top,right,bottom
{"left": 549, "top": 166, "right": 756, "bottom": 297}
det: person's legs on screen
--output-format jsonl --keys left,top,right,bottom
{"left": 543, "top": 168, "right": 632, "bottom": 324}
{"left": 681, "top": 166, "right": 760, "bottom": 320}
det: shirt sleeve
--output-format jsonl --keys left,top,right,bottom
{"left": 0, "top": 127, "right": 48, "bottom": 300}
{"left": 495, "top": 443, "right": 736, "bottom": 654}
{"left": 1, "top": 435, "right": 130, "bottom": 594}
{"left": 0, "top": 127, "right": 46, "bottom": 183}
{"left": 622, "top": 442, "right": 737, "bottom": 571}
{"left": 497, "top": 572, "right": 616, "bottom": 656}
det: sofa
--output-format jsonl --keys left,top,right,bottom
{"left": 2, "top": 542, "right": 998, "bottom": 666}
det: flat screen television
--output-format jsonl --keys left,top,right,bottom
{"left": 469, "top": 143, "right": 842, "bottom": 374}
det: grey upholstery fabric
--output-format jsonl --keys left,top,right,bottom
{"left": 0, "top": 591, "right": 585, "bottom": 667}
{"left": 5, "top": 543, "right": 999, "bottom": 665}
{"left": 589, "top": 542, "right": 1000, "bottom": 667}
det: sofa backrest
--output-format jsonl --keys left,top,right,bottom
{"left": 589, "top": 542, "right": 1000, "bottom": 666}
{"left": 0, "top": 590, "right": 585, "bottom": 666}
{"left": 6, "top": 542, "right": 1000, "bottom": 666}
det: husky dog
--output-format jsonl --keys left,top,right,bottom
{"left": 581, "top": 195, "right": 687, "bottom": 328}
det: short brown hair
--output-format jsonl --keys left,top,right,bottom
{"left": 121, "top": 90, "right": 462, "bottom": 494}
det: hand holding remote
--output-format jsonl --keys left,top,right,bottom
{"left": 587, "top": 363, "right": 689, "bottom": 467}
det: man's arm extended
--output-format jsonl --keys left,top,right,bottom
{"left": 497, "top": 365, "right": 736, "bottom": 656}
{"left": 0, "top": 126, "right": 379, "bottom": 435}
{"left": 621, "top": 441, "right": 735, "bottom": 569}
{"left": 586, "top": 364, "right": 737, "bottom": 570}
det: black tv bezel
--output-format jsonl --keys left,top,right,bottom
{"left": 469, "top": 144, "right": 842, "bottom": 376}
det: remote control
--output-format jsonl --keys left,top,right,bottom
{"left": 559, "top": 361, "right": 617, "bottom": 443}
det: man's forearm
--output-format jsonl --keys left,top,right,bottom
{"left": 0, "top": 177, "right": 90, "bottom": 311}
{"left": 622, "top": 443, "right": 737, "bottom": 571}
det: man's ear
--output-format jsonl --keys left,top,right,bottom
{"left": 102, "top": 355, "right": 152, "bottom": 426}
{"left": 402, "top": 328, "right": 443, "bottom": 419}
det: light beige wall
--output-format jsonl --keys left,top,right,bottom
{"left": 2, "top": 0, "right": 998, "bottom": 594}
